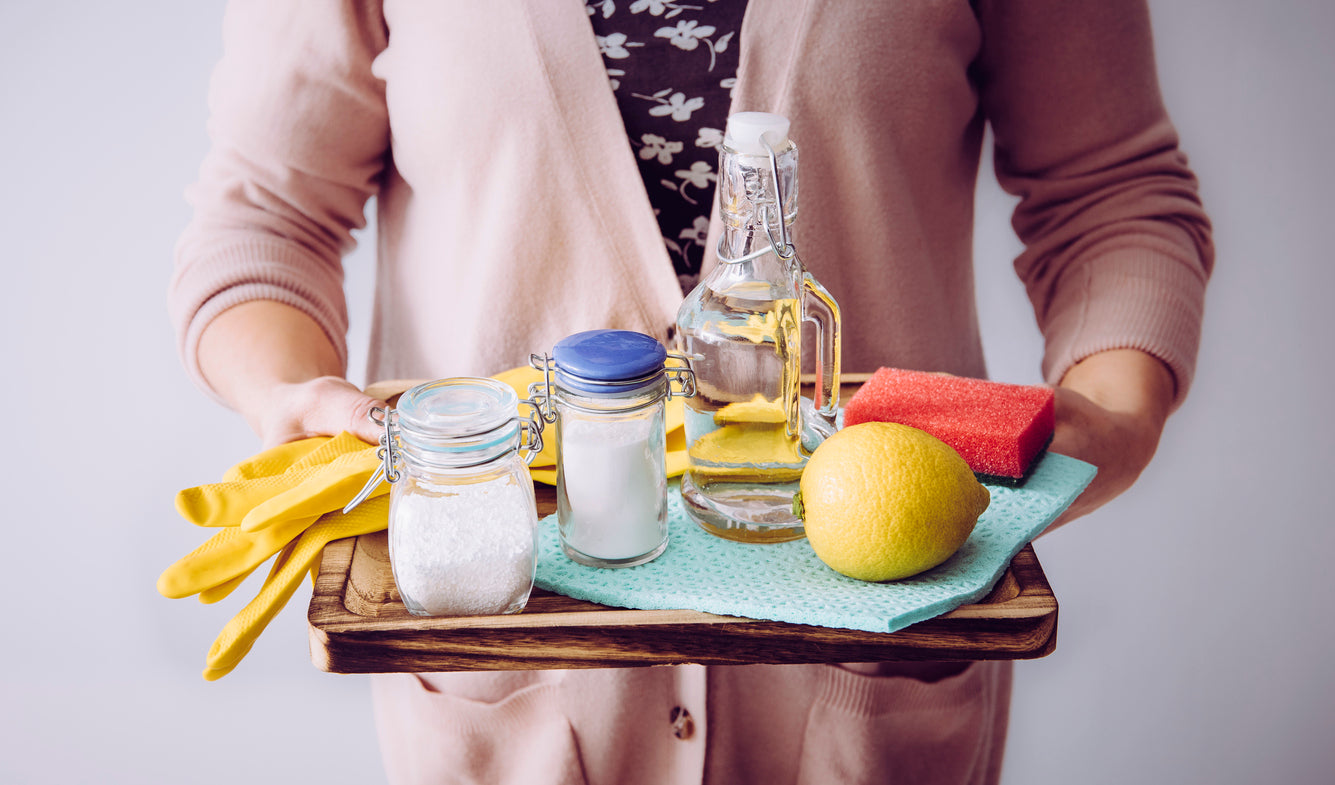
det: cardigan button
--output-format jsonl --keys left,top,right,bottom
{"left": 669, "top": 705, "right": 695, "bottom": 740}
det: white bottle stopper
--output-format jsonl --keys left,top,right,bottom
{"left": 724, "top": 112, "right": 791, "bottom": 156}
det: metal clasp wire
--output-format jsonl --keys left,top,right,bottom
{"left": 665, "top": 352, "right": 697, "bottom": 399}
{"left": 517, "top": 398, "right": 545, "bottom": 465}
{"left": 760, "top": 135, "right": 798, "bottom": 263}
{"left": 528, "top": 353, "right": 558, "bottom": 424}
{"left": 342, "top": 406, "right": 400, "bottom": 514}
{"left": 532, "top": 351, "right": 695, "bottom": 405}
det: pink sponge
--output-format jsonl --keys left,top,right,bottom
{"left": 843, "top": 367, "right": 1055, "bottom": 482}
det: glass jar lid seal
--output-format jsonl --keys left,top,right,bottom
{"left": 395, "top": 377, "right": 519, "bottom": 450}
{"left": 552, "top": 329, "right": 668, "bottom": 394}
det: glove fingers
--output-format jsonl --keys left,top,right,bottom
{"left": 238, "top": 447, "right": 383, "bottom": 532}
{"left": 223, "top": 437, "right": 329, "bottom": 482}
{"left": 157, "top": 513, "right": 324, "bottom": 599}
{"left": 203, "top": 497, "right": 389, "bottom": 678}
{"left": 198, "top": 566, "right": 256, "bottom": 605}
{"left": 179, "top": 434, "right": 375, "bottom": 528}
{"left": 175, "top": 471, "right": 313, "bottom": 528}
{"left": 285, "top": 432, "right": 377, "bottom": 472}
{"left": 202, "top": 537, "right": 307, "bottom": 680}
{"left": 158, "top": 527, "right": 247, "bottom": 598}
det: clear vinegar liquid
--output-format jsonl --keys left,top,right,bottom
{"left": 677, "top": 286, "right": 808, "bottom": 542}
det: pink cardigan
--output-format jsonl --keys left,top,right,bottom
{"left": 170, "top": 2, "right": 1211, "bottom": 783}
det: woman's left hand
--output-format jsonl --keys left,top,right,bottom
{"left": 1045, "top": 349, "right": 1177, "bottom": 531}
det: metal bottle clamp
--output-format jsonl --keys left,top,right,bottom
{"left": 760, "top": 135, "right": 798, "bottom": 264}
{"left": 716, "top": 135, "right": 801, "bottom": 266}
{"left": 342, "top": 398, "right": 546, "bottom": 514}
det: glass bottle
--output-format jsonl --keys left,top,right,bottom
{"left": 675, "top": 112, "right": 841, "bottom": 542}
{"left": 530, "top": 329, "right": 696, "bottom": 568}
{"left": 370, "top": 378, "right": 545, "bottom": 617}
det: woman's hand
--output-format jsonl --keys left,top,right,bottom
{"left": 249, "top": 375, "right": 386, "bottom": 448}
{"left": 1045, "top": 349, "right": 1177, "bottom": 531}
{"left": 197, "top": 301, "right": 386, "bottom": 447}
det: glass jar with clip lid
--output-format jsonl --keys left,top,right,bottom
{"left": 529, "top": 330, "right": 696, "bottom": 568}
{"left": 344, "top": 378, "right": 546, "bottom": 617}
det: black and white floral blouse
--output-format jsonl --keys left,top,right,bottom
{"left": 586, "top": 0, "right": 747, "bottom": 293}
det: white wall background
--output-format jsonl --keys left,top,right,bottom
{"left": 2, "top": 2, "right": 1330, "bottom": 783}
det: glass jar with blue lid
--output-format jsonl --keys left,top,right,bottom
{"left": 350, "top": 377, "right": 546, "bottom": 617}
{"left": 530, "top": 330, "right": 696, "bottom": 568}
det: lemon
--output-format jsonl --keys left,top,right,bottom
{"left": 797, "top": 422, "right": 990, "bottom": 581}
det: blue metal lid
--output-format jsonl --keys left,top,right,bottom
{"left": 552, "top": 329, "right": 668, "bottom": 394}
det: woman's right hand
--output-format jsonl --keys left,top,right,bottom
{"left": 249, "top": 375, "right": 387, "bottom": 448}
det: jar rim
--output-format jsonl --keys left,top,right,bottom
{"left": 396, "top": 377, "right": 518, "bottom": 442}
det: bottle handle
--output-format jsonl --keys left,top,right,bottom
{"left": 755, "top": 139, "right": 840, "bottom": 429}
{"left": 801, "top": 270, "right": 841, "bottom": 426}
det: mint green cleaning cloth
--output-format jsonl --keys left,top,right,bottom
{"left": 533, "top": 452, "right": 1095, "bottom": 634}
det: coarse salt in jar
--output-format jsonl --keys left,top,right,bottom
{"left": 530, "top": 330, "right": 696, "bottom": 569}
{"left": 352, "top": 377, "right": 546, "bottom": 617}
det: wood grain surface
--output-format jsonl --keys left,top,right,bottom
{"left": 307, "top": 375, "right": 1059, "bottom": 673}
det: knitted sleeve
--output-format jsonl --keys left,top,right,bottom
{"left": 168, "top": 0, "right": 389, "bottom": 402}
{"left": 975, "top": 0, "right": 1214, "bottom": 408}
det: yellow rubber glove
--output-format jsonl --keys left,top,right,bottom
{"left": 160, "top": 431, "right": 386, "bottom": 601}
{"left": 174, "top": 432, "right": 384, "bottom": 532}
{"left": 201, "top": 496, "right": 389, "bottom": 680}
{"left": 221, "top": 437, "right": 328, "bottom": 481}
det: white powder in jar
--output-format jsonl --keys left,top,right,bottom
{"left": 559, "top": 416, "right": 666, "bottom": 561}
{"left": 388, "top": 475, "right": 537, "bottom": 617}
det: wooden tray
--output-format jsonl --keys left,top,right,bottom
{"left": 308, "top": 494, "right": 1057, "bottom": 673}
{"left": 307, "top": 375, "right": 1059, "bottom": 673}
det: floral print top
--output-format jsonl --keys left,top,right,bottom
{"left": 586, "top": 0, "right": 747, "bottom": 293}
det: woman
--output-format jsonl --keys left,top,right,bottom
{"left": 170, "top": 2, "right": 1212, "bottom": 783}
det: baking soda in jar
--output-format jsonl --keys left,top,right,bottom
{"left": 531, "top": 330, "right": 695, "bottom": 569}
{"left": 557, "top": 415, "right": 667, "bottom": 562}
